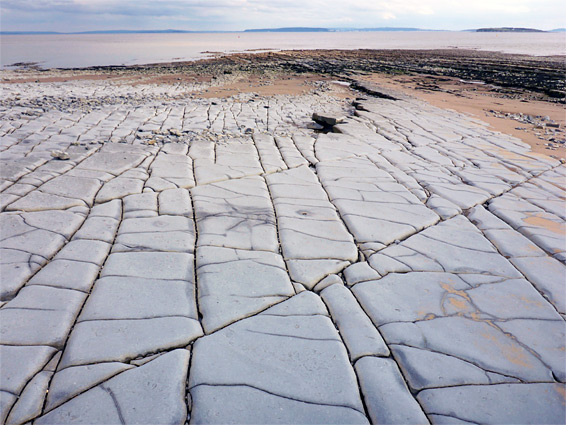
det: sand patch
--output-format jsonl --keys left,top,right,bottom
{"left": 360, "top": 73, "right": 566, "bottom": 159}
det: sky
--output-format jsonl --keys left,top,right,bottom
{"left": 1, "top": 0, "right": 565, "bottom": 32}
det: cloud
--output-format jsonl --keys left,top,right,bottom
{"left": 1, "top": 0, "right": 242, "bottom": 17}
{"left": 1, "top": 0, "right": 565, "bottom": 31}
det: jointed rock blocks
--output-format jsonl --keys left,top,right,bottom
{"left": 0, "top": 75, "right": 564, "bottom": 424}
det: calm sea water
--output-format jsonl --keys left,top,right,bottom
{"left": 1, "top": 31, "right": 565, "bottom": 69}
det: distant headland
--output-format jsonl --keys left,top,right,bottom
{"left": 476, "top": 27, "right": 545, "bottom": 32}
{"left": 244, "top": 27, "right": 329, "bottom": 32}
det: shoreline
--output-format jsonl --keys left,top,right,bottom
{"left": 1, "top": 49, "right": 565, "bottom": 159}
{"left": 2, "top": 30, "right": 565, "bottom": 70}
{"left": 3, "top": 48, "right": 564, "bottom": 99}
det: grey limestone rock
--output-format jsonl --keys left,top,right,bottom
{"left": 5, "top": 191, "right": 87, "bottom": 212}
{"left": 95, "top": 176, "right": 144, "bottom": 203}
{"left": 0, "top": 286, "right": 86, "bottom": 348}
{"left": 46, "top": 362, "right": 135, "bottom": 411}
{"left": 286, "top": 259, "right": 351, "bottom": 289}
{"left": 193, "top": 176, "right": 278, "bottom": 252}
{"left": 54, "top": 239, "right": 111, "bottom": 266}
{"left": 497, "top": 319, "right": 566, "bottom": 382}
{"left": 380, "top": 317, "right": 553, "bottom": 382}
{"left": 316, "top": 157, "right": 440, "bottom": 246}
{"left": 113, "top": 214, "right": 195, "bottom": 253}
{"left": 39, "top": 175, "right": 102, "bottom": 206}
{"left": 2, "top": 71, "right": 565, "bottom": 425}
{"left": 418, "top": 383, "right": 566, "bottom": 424}
{"left": 20, "top": 210, "right": 84, "bottom": 239}
{"left": 158, "top": 188, "right": 193, "bottom": 216}
{"left": 100, "top": 251, "right": 194, "bottom": 281}
{"left": 313, "top": 273, "right": 342, "bottom": 293}
{"left": 369, "top": 215, "right": 523, "bottom": 278}
{"left": 189, "top": 294, "right": 366, "bottom": 423}
{"left": 73, "top": 216, "right": 120, "bottom": 243}
{"left": 0, "top": 392, "right": 17, "bottom": 424}
{"left": 27, "top": 259, "right": 100, "bottom": 292}
{"left": 321, "top": 284, "right": 389, "bottom": 360}
{"left": 266, "top": 166, "right": 357, "bottom": 286}
{"left": 38, "top": 349, "right": 190, "bottom": 425}
{"left": 510, "top": 256, "right": 566, "bottom": 314}
{"left": 77, "top": 148, "right": 148, "bottom": 176}
{"left": 355, "top": 357, "right": 429, "bottom": 425}
{"left": 343, "top": 262, "right": 381, "bottom": 286}
{"left": 391, "top": 345, "right": 492, "bottom": 390}
{"left": 0, "top": 345, "right": 57, "bottom": 395}
{"left": 59, "top": 317, "right": 202, "bottom": 368}
{"left": 190, "top": 384, "right": 368, "bottom": 424}
{"left": 123, "top": 191, "right": 158, "bottom": 214}
{"left": 312, "top": 112, "right": 346, "bottom": 126}
{"left": 78, "top": 276, "right": 198, "bottom": 321}
{"left": 5, "top": 371, "right": 52, "bottom": 425}
{"left": 196, "top": 246, "right": 294, "bottom": 333}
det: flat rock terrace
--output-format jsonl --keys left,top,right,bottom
{"left": 0, "top": 66, "right": 565, "bottom": 424}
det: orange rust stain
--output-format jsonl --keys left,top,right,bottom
{"left": 469, "top": 312, "right": 482, "bottom": 321}
{"left": 484, "top": 319, "right": 502, "bottom": 332}
{"left": 523, "top": 213, "right": 565, "bottom": 235}
{"left": 554, "top": 385, "right": 566, "bottom": 405}
{"left": 440, "top": 282, "right": 471, "bottom": 301}
{"left": 448, "top": 297, "right": 469, "bottom": 311}
{"left": 480, "top": 331, "right": 532, "bottom": 368}
{"left": 424, "top": 313, "right": 436, "bottom": 321}
{"left": 517, "top": 295, "right": 544, "bottom": 308}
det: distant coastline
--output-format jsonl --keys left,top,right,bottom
{"left": 244, "top": 27, "right": 329, "bottom": 33}
{"left": 476, "top": 27, "right": 545, "bottom": 33}
{"left": 2, "top": 27, "right": 565, "bottom": 35}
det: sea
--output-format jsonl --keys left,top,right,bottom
{"left": 1, "top": 31, "right": 565, "bottom": 69}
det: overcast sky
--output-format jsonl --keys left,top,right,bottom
{"left": 1, "top": 0, "right": 565, "bottom": 32}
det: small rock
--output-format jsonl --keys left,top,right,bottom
{"left": 312, "top": 112, "right": 346, "bottom": 126}
{"left": 307, "top": 122, "right": 325, "bottom": 130}
{"left": 50, "top": 150, "right": 70, "bottom": 160}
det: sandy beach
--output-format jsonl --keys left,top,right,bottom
{"left": 1, "top": 49, "right": 565, "bottom": 424}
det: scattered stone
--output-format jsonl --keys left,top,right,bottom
{"left": 312, "top": 112, "right": 346, "bottom": 126}
{"left": 50, "top": 150, "right": 70, "bottom": 160}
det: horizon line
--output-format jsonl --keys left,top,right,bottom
{"left": 2, "top": 26, "right": 564, "bottom": 35}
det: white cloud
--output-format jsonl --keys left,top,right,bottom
{"left": 1, "top": 0, "right": 565, "bottom": 31}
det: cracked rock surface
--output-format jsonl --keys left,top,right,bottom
{"left": 1, "top": 71, "right": 565, "bottom": 425}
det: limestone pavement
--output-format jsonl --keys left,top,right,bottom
{"left": 0, "top": 74, "right": 565, "bottom": 424}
